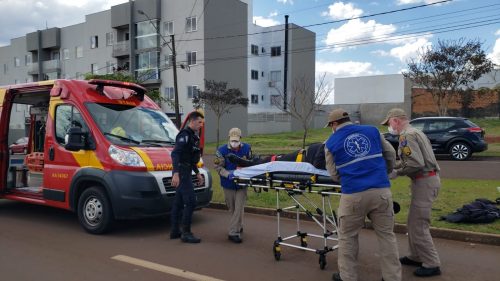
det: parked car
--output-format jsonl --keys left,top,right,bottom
{"left": 383, "top": 117, "right": 488, "bottom": 161}
{"left": 9, "top": 137, "right": 28, "bottom": 154}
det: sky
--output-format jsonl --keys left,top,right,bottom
{"left": 0, "top": 0, "right": 499, "bottom": 103}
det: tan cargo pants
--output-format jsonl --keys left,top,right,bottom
{"left": 338, "top": 188, "right": 401, "bottom": 281}
{"left": 223, "top": 188, "right": 247, "bottom": 236}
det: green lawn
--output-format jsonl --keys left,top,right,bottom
{"left": 210, "top": 170, "right": 500, "bottom": 234}
{"left": 471, "top": 118, "right": 500, "bottom": 136}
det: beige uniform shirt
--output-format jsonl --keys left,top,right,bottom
{"left": 325, "top": 122, "right": 397, "bottom": 182}
{"left": 395, "top": 125, "right": 440, "bottom": 177}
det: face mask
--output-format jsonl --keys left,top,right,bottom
{"left": 230, "top": 141, "right": 240, "bottom": 148}
{"left": 388, "top": 125, "right": 398, "bottom": 135}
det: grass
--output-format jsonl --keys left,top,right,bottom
{"left": 210, "top": 170, "right": 500, "bottom": 234}
{"left": 471, "top": 118, "right": 500, "bottom": 136}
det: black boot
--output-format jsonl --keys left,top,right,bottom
{"left": 170, "top": 225, "right": 181, "bottom": 239}
{"left": 181, "top": 225, "right": 201, "bottom": 243}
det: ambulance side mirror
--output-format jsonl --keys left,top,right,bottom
{"left": 65, "top": 127, "right": 86, "bottom": 151}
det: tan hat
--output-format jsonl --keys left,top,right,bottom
{"left": 326, "top": 108, "right": 349, "bottom": 127}
{"left": 381, "top": 108, "right": 407, "bottom": 125}
{"left": 228, "top": 127, "right": 242, "bottom": 141}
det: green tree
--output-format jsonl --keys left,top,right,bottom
{"left": 404, "top": 38, "right": 494, "bottom": 116}
{"left": 193, "top": 80, "right": 248, "bottom": 147}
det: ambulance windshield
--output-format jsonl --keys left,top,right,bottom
{"left": 86, "top": 103, "right": 179, "bottom": 146}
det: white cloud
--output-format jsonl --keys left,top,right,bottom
{"left": 253, "top": 16, "right": 280, "bottom": 27}
{"left": 316, "top": 60, "right": 381, "bottom": 78}
{"left": 269, "top": 10, "right": 278, "bottom": 17}
{"left": 389, "top": 37, "right": 432, "bottom": 62}
{"left": 322, "top": 2, "right": 363, "bottom": 20}
{"left": 487, "top": 38, "right": 500, "bottom": 66}
{"left": 324, "top": 19, "right": 396, "bottom": 51}
{"left": 495, "top": 29, "right": 500, "bottom": 36}
{"left": 371, "top": 49, "right": 389, "bottom": 56}
{"left": 396, "top": 0, "right": 444, "bottom": 5}
{"left": 277, "top": 0, "right": 294, "bottom": 5}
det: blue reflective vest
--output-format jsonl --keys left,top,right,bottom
{"left": 325, "top": 124, "right": 390, "bottom": 194}
{"left": 217, "top": 143, "right": 252, "bottom": 189}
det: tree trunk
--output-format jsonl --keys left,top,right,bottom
{"left": 302, "top": 128, "right": 308, "bottom": 149}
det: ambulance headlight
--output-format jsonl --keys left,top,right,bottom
{"left": 108, "top": 145, "right": 146, "bottom": 167}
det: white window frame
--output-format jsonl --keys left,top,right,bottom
{"left": 164, "top": 21, "right": 174, "bottom": 36}
{"left": 106, "top": 32, "right": 114, "bottom": 46}
{"left": 270, "top": 70, "right": 281, "bottom": 82}
{"left": 14, "top": 57, "right": 20, "bottom": 67}
{"left": 187, "top": 51, "right": 197, "bottom": 66}
{"left": 186, "top": 16, "right": 197, "bottom": 32}
{"left": 91, "top": 35, "right": 98, "bottom": 49}
{"left": 187, "top": 85, "right": 199, "bottom": 99}
{"left": 63, "top": 49, "right": 70, "bottom": 60}
{"left": 164, "top": 87, "right": 175, "bottom": 100}
{"left": 251, "top": 94, "right": 259, "bottom": 104}
{"left": 76, "top": 46, "right": 83, "bottom": 58}
{"left": 25, "top": 53, "right": 32, "bottom": 66}
{"left": 251, "top": 44, "right": 258, "bottom": 55}
{"left": 271, "top": 46, "right": 281, "bottom": 57}
{"left": 251, "top": 70, "right": 258, "bottom": 80}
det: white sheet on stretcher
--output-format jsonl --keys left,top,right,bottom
{"left": 232, "top": 161, "right": 331, "bottom": 178}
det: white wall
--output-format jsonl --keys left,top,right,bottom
{"left": 334, "top": 74, "right": 404, "bottom": 104}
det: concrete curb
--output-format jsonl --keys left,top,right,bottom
{"left": 208, "top": 203, "right": 500, "bottom": 246}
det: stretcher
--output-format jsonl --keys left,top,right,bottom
{"left": 231, "top": 162, "right": 341, "bottom": 270}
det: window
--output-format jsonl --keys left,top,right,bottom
{"left": 91, "top": 35, "right": 98, "bottom": 49}
{"left": 428, "top": 120, "right": 456, "bottom": 132}
{"left": 51, "top": 50, "right": 60, "bottom": 60}
{"left": 106, "top": 32, "right": 114, "bottom": 46}
{"left": 164, "top": 87, "right": 175, "bottom": 100}
{"left": 411, "top": 121, "right": 425, "bottom": 131}
{"left": 164, "top": 21, "right": 174, "bottom": 36}
{"left": 271, "top": 46, "right": 281, "bottom": 57}
{"left": 25, "top": 53, "right": 32, "bottom": 65}
{"left": 14, "top": 57, "right": 20, "bottom": 67}
{"left": 55, "top": 104, "right": 88, "bottom": 145}
{"left": 186, "top": 51, "right": 197, "bottom": 65}
{"left": 76, "top": 46, "right": 83, "bottom": 58}
{"left": 136, "top": 20, "right": 159, "bottom": 50}
{"left": 187, "top": 85, "right": 199, "bottom": 99}
{"left": 251, "top": 94, "right": 259, "bottom": 104}
{"left": 136, "top": 51, "right": 159, "bottom": 80}
{"left": 165, "top": 54, "right": 173, "bottom": 67}
{"left": 270, "top": 95, "right": 281, "bottom": 106}
{"left": 186, "top": 16, "right": 197, "bottom": 32}
{"left": 270, "top": 70, "right": 281, "bottom": 82}
{"left": 251, "top": 70, "right": 258, "bottom": 80}
{"left": 91, "top": 63, "right": 99, "bottom": 74}
{"left": 251, "top": 44, "right": 258, "bottom": 55}
{"left": 106, "top": 61, "right": 113, "bottom": 74}
{"left": 63, "top": 49, "right": 70, "bottom": 60}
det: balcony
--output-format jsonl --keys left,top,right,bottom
{"left": 43, "top": 60, "right": 61, "bottom": 73}
{"left": 113, "top": 40, "right": 130, "bottom": 57}
{"left": 27, "top": 63, "right": 39, "bottom": 75}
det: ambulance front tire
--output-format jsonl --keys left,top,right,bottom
{"left": 77, "top": 186, "right": 114, "bottom": 234}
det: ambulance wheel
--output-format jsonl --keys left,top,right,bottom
{"left": 78, "top": 187, "right": 113, "bottom": 234}
{"left": 319, "top": 254, "right": 327, "bottom": 270}
{"left": 273, "top": 243, "right": 281, "bottom": 261}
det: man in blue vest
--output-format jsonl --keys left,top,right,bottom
{"left": 325, "top": 109, "right": 401, "bottom": 281}
{"left": 215, "top": 128, "right": 252, "bottom": 243}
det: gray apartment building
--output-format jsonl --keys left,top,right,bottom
{"left": 0, "top": 0, "right": 316, "bottom": 142}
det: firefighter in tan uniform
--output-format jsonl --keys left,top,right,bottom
{"left": 382, "top": 108, "right": 441, "bottom": 278}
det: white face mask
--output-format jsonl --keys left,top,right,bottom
{"left": 388, "top": 125, "right": 398, "bottom": 135}
{"left": 230, "top": 141, "right": 241, "bottom": 148}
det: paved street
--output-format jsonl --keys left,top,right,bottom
{"left": 1, "top": 202, "right": 499, "bottom": 281}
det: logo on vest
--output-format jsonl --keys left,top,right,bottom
{"left": 344, "top": 133, "right": 371, "bottom": 158}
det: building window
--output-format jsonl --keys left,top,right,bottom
{"left": 51, "top": 50, "right": 60, "bottom": 60}
{"left": 164, "top": 87, "right": 174, "bottom": 100}
{"left": 136, "top": 51, "right": 159, "bottom": 80}
{"left": 91, "top": 63, "right": 99, "bottom": 74}
{"left": 164, "top": 21, "right": 174, "bottom": 36}
{"left": 25, "top": 53, "right": 32, "bottom": 66}
{"left": 251, "top": 44, "right": 258, "bottom": 55}
{"left": 186, "top": 16, "right": 197, "bottom": 32}
{"left": 106, "top": 61, "right": 113, "bottom": 74}
{"left": 187, "top": 51, "right": 197, "bottom": 65}
{"left": 271, "top": 46, "right": 281, "bottom": 57}
{"left": 165, "top": 54, "right": 173, "bottom": 67}
{"left": 271, "top": 95, "right": 281, "bottom": 106}
{"left": 76, "top": 46, "right": 83, "bottom": 58}
{"left": 251, "top": 70, "right": 258, "bottom": 80}
{"left": 106, "top": 32, "right": 114, "bottom": 46}
{"left": 136, "top": 20, "right": 159, "bottom": 50}
{"left": 270, "top": 70, "right": 281, "bottom": 82}
{"left": 91, "top": 35, "right": 98, "bottom": 49}
{"left": 63, "top": 49, "right": 70, "bottom": 60}
{"left": 187, "top": 85, "right": 199, "bottom": 99}
{"left": 251, "top": 94, "right": 259, "bottom": 104}
{"left": 14, "top": 57, "right": 20, "bottom": 67}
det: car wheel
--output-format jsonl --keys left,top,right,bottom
{"left": 77, "top": 187, "right": 113, "bottom": 234}
{"left": 449, "top": 142, "right": 471, "bottom": 161}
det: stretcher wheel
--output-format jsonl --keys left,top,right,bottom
{"left": 273, "top": 243, "right": 281, "bottom": 261}
{"left": 319, "top": 254, "right": 326, "bottom": 270}
{"left": 300, "top": 237, "right": 308, "bottom": 248}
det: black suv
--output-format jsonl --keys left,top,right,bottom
{"left": 383, "top": 117, "right": 488, "bottom": 161}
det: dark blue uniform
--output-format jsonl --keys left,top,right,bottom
{"left": 170, "top": 127, "right": 201, "bottom": 232}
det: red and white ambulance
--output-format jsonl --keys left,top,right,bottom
{"left": 0, "top": 79, "right": 212, "bottom": 234}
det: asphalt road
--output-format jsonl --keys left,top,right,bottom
{"left": 1, "top": 202, "right": 499, "bottom": 281}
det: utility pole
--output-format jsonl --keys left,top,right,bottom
{"left": 284, "top": 15, "right": 289, "bottom": 111}
{"left": 171, "top": 34, "right": 181, "bottom": 128}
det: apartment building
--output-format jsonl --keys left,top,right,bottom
{"left": 0, "top": 0, "right": 316, "bottom": 141}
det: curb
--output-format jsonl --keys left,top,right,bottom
{"left": 208, "top": 203, "right": 500, "bottom": 246}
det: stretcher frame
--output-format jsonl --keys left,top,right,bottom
{"left": 233, "top": 172, "right": 342, "bottom": 270}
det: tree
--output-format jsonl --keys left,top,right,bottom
{"left": 404, "top": 38, "right": 494, "bottom": 116}
{"left": 192, "top": 80, "right": 248, "bottom": 148}
{"left": 272, "top": 73, "right": 332, "bottom": 148}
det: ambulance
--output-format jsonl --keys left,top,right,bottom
{"left": 0, "top": 79, "right": 212, "bottom": 234}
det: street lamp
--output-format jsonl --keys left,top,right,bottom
{"left": 137, "top": 9, "right": 183, "bottom": 128}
